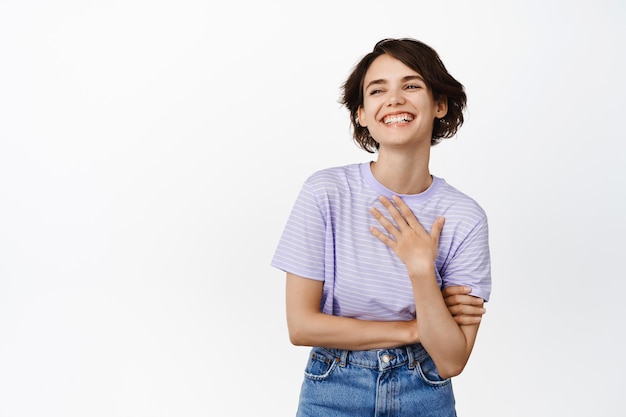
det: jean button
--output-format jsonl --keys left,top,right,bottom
{"left": 381, "top": 354, "right": 390, "bottom": 363}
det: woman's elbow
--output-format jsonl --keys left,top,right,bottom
{"left": 436, "top": 360, "right": 467, "bottom": 379}
{"left": 287, "top": 322, "right": 311, "bottom": 346}
{"left": 438, "top": 366, "right": 463, "bottom": 379}
{"left": 288, "top": 331, "right": 306, "bottom": 346}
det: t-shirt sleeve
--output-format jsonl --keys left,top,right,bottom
{"left": 441, "top": 216, "right": 492, "bottom": 302}
{"left": 270, "top": 178, "right": 327, "bottom": 281}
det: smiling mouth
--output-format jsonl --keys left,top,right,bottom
{"left": 382, "top": 113, "right": 414, "bottom": 125}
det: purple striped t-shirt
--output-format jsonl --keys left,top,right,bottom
{"left": 271, "top": 162, "right": 491, "bottom": 321}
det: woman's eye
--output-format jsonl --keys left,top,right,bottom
{"left": 369, "top": 89, "right": 383, "bottom": 95}
{"left": 406, "top": 84, "right": 421, "bottom": 90}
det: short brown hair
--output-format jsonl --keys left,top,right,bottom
{"left": 341, "top": 38, "right": 467, "bottom": 152}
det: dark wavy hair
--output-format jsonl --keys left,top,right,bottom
{"left": 341, "top": 38, "right": 467, "bottom": 153}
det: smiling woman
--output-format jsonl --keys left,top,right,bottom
{"left": 271, "top": 38, "right": 491, "bottom": 416}
{"left": 356, "top": 55, "right": 448, "bottom": 162}
{"left": 343, "top": 38, "right": 467, "bottom": 153}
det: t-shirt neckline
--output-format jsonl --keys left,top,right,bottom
{"left": 359, "top": 161, "right": 442, "bottom": 204}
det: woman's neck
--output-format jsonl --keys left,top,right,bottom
{"left": 370, "top": 148, "right": 432, "bottom": 195}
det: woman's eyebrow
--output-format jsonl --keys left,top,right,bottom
{"left": 365, "top": 79, "right": 386, "bottom": 90}
{"left": 403, "top": 75, "right": 425, "bottom": 82}
{"left": 365, "top": 75, "right": 425, "bottom": 90}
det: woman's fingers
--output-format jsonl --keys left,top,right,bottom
{"left": 390, "top": 195, "right": 422, "bottom": 232}
{"left": 453, "top": 314, "right": 483, "bottom": 325}
{"left": 370, "top": 195, "right": 446, "bottom": 265}
{"left": 369, "top": 224, "right": 396, "bottom": 246}
{"left": 442, "top": 285, "right": 472, "bottom": 298}
{"left": 429, "top": 216, "right": 445, "bottom": 248}
{"left": 447, "top": 303, "right": 486, "bottom": 316}
{"left": 443, "top": 293, "right": 484, "bottom": 308}
{"left": 442, "top": 287, "right": 486, "bottom": 325}
{"left": 370, "top": 207, "right": 400, "bottom": 240}
{"left": 378, "top": 196, "right": 410, "bottom": 229}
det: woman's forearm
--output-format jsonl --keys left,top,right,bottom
{"left": 408, "top": 264, "right": 479, "bottom": 378}
{"left": 286, "top": 273, "right": 419, "bottom": 350}
{"left": 288, "top": 312, "right": 419, "bottom": 351}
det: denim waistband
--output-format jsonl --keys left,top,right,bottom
{"left": 317, "top": 344, "right": 430, "bottom": 371}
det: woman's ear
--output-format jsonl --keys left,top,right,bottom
{"left": 357, "top": 106, "right": 368, "bottom": 127}
{"left": 435, "top": 95, "right": 448, "bottom": 119}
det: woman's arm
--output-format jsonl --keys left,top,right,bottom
{"left": 442, "top": 286, "right": 486, "bottom": 325}
{"left": 370, "top": 195, "right": 484, "bottom": 378}
{"left": 286, "top": 272, "right": 419, "bottom": 350}
{"left": 286, "top": 273, "right": 486, "bottom": 351}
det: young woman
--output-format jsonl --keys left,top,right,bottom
{"left": 272, "top": 38, "right": 491, "bottom": 416}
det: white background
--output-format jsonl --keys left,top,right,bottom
{"left": 1, "top": 0, "right": 625, "bottom": 416}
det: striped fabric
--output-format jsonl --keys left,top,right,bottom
{"left": 271, "top": 162, "right": 491, "bottom": 321}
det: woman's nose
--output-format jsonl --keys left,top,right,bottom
{"left": 386, "top": 89, "right": 405, "bottom": 106}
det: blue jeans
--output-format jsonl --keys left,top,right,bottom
{"left": 296, "top": 344, "right": 456, "bottom": 417}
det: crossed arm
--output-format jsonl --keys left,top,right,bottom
{"left": 370, "top": 195, "right": 484, "bottom": 378}
{"left": 286, "top": 275, "right": 484, "bottom": 352}
{"left": 285, "top": 195, "right": 486, "bottom": 379}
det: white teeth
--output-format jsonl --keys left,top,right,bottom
{"left": 383, "top": 114, "right": 413, "bottom": 124}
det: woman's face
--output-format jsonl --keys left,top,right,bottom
{"left": 357, "top": 54, "right": 447, "bottom": 151}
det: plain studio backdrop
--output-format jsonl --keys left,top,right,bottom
{"left": 1, "top": 0, "right": 624, "bottom": 416}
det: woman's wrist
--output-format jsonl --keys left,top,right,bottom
{"left": 406, "top": 260, "right": 436, "bottom": 281}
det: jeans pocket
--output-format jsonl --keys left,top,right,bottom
{"left": 415, "top": 355, "right": 451, "bottom": 387}
{"left": 303, "top": 347, "right": 339, "bottom": 381}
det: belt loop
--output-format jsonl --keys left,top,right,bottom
{"left": 338, "top": 349, "right": 349, "bottom": 367}
{"left": 406, "top": 346, "right": 416, "bottom": 370}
